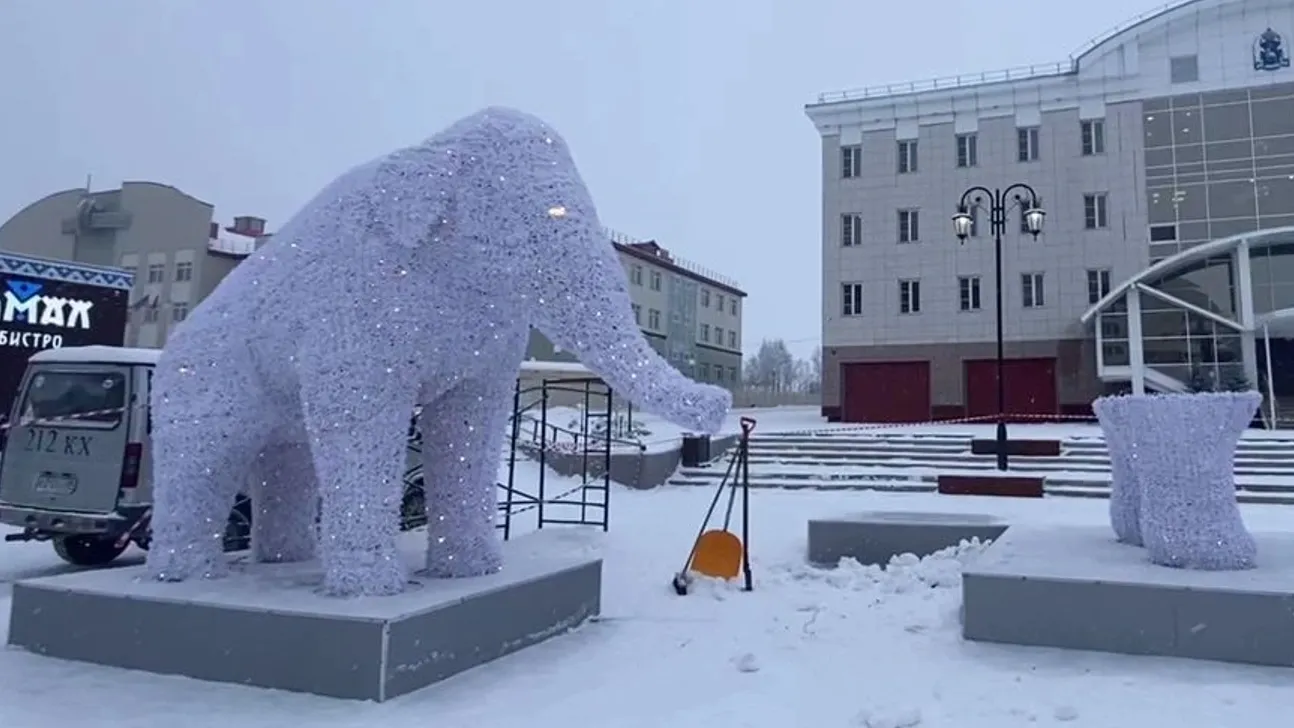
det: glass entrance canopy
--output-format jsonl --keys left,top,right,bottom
{"left": 1080, "top": 226, "right": 1294, "bottom": 421}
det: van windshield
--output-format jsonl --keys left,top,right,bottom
{"left": 19, "top": 370, "right": 126, "bottom": 428}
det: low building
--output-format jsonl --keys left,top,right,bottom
{"left": 524, "top": 230, "right": 747, "bottom": 388}
{"left": 0, "top": 181, "right": 268, "bottom": 348}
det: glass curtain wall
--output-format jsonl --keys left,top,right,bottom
{"left": 666, "top": 274, "right": 698, "bottom": 377}
{"left": 1144, "top": 81, "right": 1294, "bottom": 262}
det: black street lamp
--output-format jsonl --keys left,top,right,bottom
{"left": 952, "top": 185, "right": 1046, "bottom": 471}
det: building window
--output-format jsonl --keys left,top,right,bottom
{"left": 1022, "top": 272, "right": 1046, "bottom": 308}
{"left": 956, "top": 133, "right": 978, "bottom": 168}
{"left": 1084, "top": 193, "right": 1109, "bottom": 229}
{"left": 958, "top": 276, "right": 981, "bottom": 311}
{"left": 649, "top": 270, "right": 662, "bottom": 291}
{"left": 1018, "top": 201, "right": 1042, "bottom": 234}
{"left": 1149, "top": 224, "right": 1177, "bottom": 242}
{"left": 147, "top": 263, "right": 165, "bottom": 284}
{"left": 174, "top": 261, "right": 194, "bottom": 282}
{"left": 700, "top": 323, "right": 710, "bottom": 342}
{"left": 728, "top": 366, "right": 738, "bottom": 382}
{"left": 1170, "top": 55, "right": 1199, "bottom": 84}
{"left": 700, "top": 363, "right": 711, "bottom": 380}
{"left": 897, "top": 140, "right": 918, "bottom": 174}
{"left": 172, "top": 303, "right": 189, "bottom": 322}
{"left": 841, "top": 213, "right": 863, "bottom": 247}
{"left": 842, "top": 282, "right": 864, "bottom": 316}
{"left": 899, "top": 279, "right": 921, "bottom": 314}
{"left": 715, "top": 326, "right": 724, "bottom": 346}
{"left": 728, "top": 330, "right": 737, "bottom": 348}
{"left": 729, "top": 298, "right": 738, "bottom": 315}
{"left": 632, "top": 303, "right": 642, "bottom": 324}
{"left": 898, "top": 209, "right": 920, "bottom": 243}
{"left": 1080, "top": 119, "right": 1106, "bottom": 156}
{"left": 841, "top": 144, "right": 862, "bottom": 179}
{"left": 716, "top": 294, "right": 725, "bottom": 311}
{"left": 701, "top": 289, "right": 711, "bottom": 307}
{"left": 630, "top": 265, "right": 643, "bottom": 285}
{"left": 1086, "top": 269, "right": 1112, "bottom": 305}
{"left": 143, "top": 306, "right": 159, "bottom": 323}
{"left": 1017, "top": 127, "right": 1040, "bottom": 162}
{"left": 648, "top": 308, "right": 661, "bottom": 329}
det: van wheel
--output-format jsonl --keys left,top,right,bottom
{"left": 400, "top": 477, "right": 427, "bottom": 531}
{"left": 223, "top": 495, "right": 253, "bottom": 552}
{"left": 53, "top": 535, "right": 127, "bottom": 567}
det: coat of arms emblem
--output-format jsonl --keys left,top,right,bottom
{"left": 1254, "top": 28, "right": 1291, "bottom": 72}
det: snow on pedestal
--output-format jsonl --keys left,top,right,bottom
{"left": 1092, "top": 395, "right": 1143, "bottom": 547}
{"left": 1124, "top": 392, "right": 1260, "bottom": 571}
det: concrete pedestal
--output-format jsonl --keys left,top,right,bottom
{"left": 963, "top": 524, "right": 1294, "bottom": 667}
{"left": 8, "top": 529, "right": 603, "bottom": 700}
{"left": 808, "top": 510, "right": 1008, "bottom": 567}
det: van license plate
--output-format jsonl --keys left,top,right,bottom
{"left": 35, "top": 473, "right": 78, "bottom": 495}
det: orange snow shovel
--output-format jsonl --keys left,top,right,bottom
{"left": 672, "top": 417, "right": 756, "bottom": 595}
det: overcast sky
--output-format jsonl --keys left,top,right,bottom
{"left": 0, "top": 0, "right": 1167, "bottom": 357}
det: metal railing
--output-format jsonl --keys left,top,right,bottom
{"left": 207, "top": 236, "right": 257, "bottom": 257}
{"left": 606, "top": 227, "right": 744, "bottom": 291}
{"left": 812, "top": 0, "right": 1188, "bottom": 105}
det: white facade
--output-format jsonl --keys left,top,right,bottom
{"left": 807, "top": 0, "right": 1294, "bottom": 352}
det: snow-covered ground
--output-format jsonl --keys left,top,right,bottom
{"left": 3, "top": 465, "right": 1294, "bottom": 726}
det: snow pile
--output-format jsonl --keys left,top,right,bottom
{"left": 774, "top": 538, "right": 990, "bottom": 594}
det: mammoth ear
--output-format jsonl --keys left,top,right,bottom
{"left": 361, "top": 150, "right": 457, "bottom": 250}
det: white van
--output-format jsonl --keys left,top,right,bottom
{"left": 0, "top": 346, "right": 428, "bottom": 567}
{"left": 0, "top": 346, "right": 172, "bottom": 565}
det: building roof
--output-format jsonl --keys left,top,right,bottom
{"left": 606, "top": 229, "right": 746, "bottom": 297}
{"left": 1079, "top": 225, "right": 1294, "bottom": 324}
{"left": 808, "top": 0, "right": 1209, "bottom": 108}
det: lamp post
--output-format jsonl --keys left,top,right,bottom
{"left": 952, "top": 185, "right": 1046, "bottom": 471}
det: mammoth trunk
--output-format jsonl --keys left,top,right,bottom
{"left": 530, "top": 235, "right": 703, "bottom": 428}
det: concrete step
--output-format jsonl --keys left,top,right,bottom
{"left": 677, "top": 466, "right": 1294, "bottom": 491}
{"left": 751, "top": 437, "right": 969, "bottom": 448}
{"left": 747, "top": 443, "right": 1294, "bottom": 462}
{"left": 1041, "top": 484, "right": 1294, "bottom": 505}
{"left": 666, "top": 477, "right": 1294, "bottom": 505}
{"left": 747, "top": 450, "right": 1294, "bottom": 470}
{"left": 740, "top": 455, "right": 1294, "bottom": 476}
{"left": 755, "top": 436, "right": 1294, "bottom": 453}
{"left": 747, "top": 444, "right": 971, "bottom": 455}
{"left": 749, "top": 439, "right": 1294, "bottom": 458}
{"left": 666, "top": 478, "right": 936, "bottom": 493}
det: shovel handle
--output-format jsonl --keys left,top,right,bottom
{"left": 739, "top": 417, "right": 756, "bottom": 436}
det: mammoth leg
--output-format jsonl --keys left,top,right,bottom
{"left": 249, "top": 440, "right": 319, "bottom": 564}
{"left": 147, "top": 362, "right": 270, "bottom": 582}
{"left": 300, "top": 361, "right": 418, "bottom": 597}
{"left": 421, "top": 376, "right": 511, "bottom": 578}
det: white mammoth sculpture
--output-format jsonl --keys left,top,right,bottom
{"left": 145, "top": 107, "right": 732, "bottom": 596}
{"left": 1091, "top": 395, "right": 1143, "bottom": 546}
{"left": 1129, "top": 391, "right": 1259, "bottom": 570}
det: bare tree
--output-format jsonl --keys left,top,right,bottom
{"left": 743, "top": 339, "right": 797, "bottom": 392}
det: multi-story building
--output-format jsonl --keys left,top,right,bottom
{"left": 806, "top": 0, "right": 1294, "bottom": 423}
{"left": 0, "top": 181, "right": 268, "bottom": 348}
{"left": 525, "top": 230, "right": 747, "bottom": 388}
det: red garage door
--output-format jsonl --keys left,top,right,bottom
{"left": 964, "top": 358, "right": 1058, "bottom": 419}
{"left": 841, "top": 361, "right": 931, "bottom": 424}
